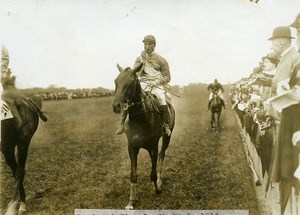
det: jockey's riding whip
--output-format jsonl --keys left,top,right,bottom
{"left": 140, "top": 80, "right": 181, "bottom": 98}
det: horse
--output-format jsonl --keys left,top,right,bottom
{"left": 209, "top": 90, "right": 223, "bottom": 133}
{"left": 112, "top": 63, "right": 175, "bottom": 209}
{"left": 1, "top": 98, "right": 47, "bottom": 215}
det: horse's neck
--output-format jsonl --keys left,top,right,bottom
{"left": 132, "top": 82, "right": 143, "bottom": 103}
{"left": 128, "top": 83, "right": 144, "bottom": 116}
{"left": 212, "top": 96, "right": 220, "bottom": 105}
{"left": 127, "top": 83, "right": 158, "bottom": 122}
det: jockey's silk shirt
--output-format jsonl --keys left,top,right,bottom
{"left": 134, "top": 51, "right": 170, "bottom": 85}
{"left": 133, "top": 51, "right": 170, "bottom": 105}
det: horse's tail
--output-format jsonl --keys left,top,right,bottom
{"left": 27, "top": 98, "right": 48, "bottom": 122}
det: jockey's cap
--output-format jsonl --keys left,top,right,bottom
{"left": 143, "top": 35, "right": 156, "bottom": 43}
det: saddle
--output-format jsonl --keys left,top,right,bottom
{"left": 144, "top": 91, "right": 162, "bottom": 113}
{"left": 1, "top": 96, "right": 47, "bottom": 125}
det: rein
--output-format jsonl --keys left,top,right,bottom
{"left": 122, "top": 78, "right": 151, "bottom": 111}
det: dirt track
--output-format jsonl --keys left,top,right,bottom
{"left": 1, "top": 90, "right": 269, "bottom": 215}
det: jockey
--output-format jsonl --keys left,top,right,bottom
{"left": 207, "top": 79, "right": 226, "bottom": 110}
{"left": 116, "top": 35, "right": 172, "bottom": 136}
{"left": 1, "top": 46, "right": 23, "bottom": 130}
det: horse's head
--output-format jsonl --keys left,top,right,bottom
{"left": 112, "top": 63, "right": 143, "bottom": 113}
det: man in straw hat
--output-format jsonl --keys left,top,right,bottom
{"left": 289, "top": 13, "right": 300, "bottom": 88}
{"left": 251, "top": 52, "right": 279, "bottom": 101}
{"left": 115, "top": 35, "right": 172, "bottom": 136}
{"left": 267, "top": 22, "right": 300, "bottom": 215}
{"left": 268, "top": 26, "right": 300, "bottom": 96}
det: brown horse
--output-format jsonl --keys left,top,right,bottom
{"left": 209, "top": 90, "right": 223, "bottom": 133}
{"left": 112, "top": 63, "right": 175, "bottom": 209}
{"left": 1, "top": 98, "right": 47, "bottom": 215}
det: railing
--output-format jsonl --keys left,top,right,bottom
{"left": 235, "top": 110, "right": 300, "bottom": 215}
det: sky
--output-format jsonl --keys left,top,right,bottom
{"left": 0, "top": 0, "right": 299, "bottom": 90}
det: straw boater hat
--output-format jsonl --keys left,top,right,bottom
{"left": 268, "top": 26, "right": 295, "bottom": 40}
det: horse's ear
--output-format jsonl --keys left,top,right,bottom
{"left": 117, "top": 64, "right": 123, "bottom": 73}
{"left": 132, "top": 62, "right": 143, "bottom": 74}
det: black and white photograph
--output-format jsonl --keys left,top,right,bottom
{"left": 1, "top": 0, "right": 300, "bottom": 214}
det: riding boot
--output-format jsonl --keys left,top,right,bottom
{"left": 207, "top": 100, "right": 212, "bottom": 110}
{"left": 221, "top": 99, "right": 226, "bottom": 109}
{"left": 161, "top": 105, "right": 172, "bottom": 136}
{"left": 116, "top": 110, "right": 128, "bottom": 135}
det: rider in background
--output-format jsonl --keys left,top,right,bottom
{"left": 207, "top": 79, "right": 226, "bottom": 110}
{"left": 115, "top": 35, "right": 172, "bottom": 136}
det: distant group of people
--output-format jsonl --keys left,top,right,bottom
{"left": 230, "top": 13, "right": 300, "bottom": 213}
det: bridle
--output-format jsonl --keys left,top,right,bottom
{"left": 122, "top": 74, "right": 151, "bottom": 111}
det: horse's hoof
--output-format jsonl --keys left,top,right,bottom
{"left": 125, "top": 200, "right": 134, "bottom": 210}
{"left": 125, "top": 204, "right": 134, "bottom": 210}
{"left": 5, "top": 200, "right": 18, "bottom": 215}
{"left": 18, "top": 202, "right": 27, "bottom": 214}
{"left": 155, "top": 188, "right": 162, "bottom": 194}
{"left": 125, "top": 205, "right": 134, "bottom": 210}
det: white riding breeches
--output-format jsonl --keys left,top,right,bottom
{"left": 141, "top": 82, "right": 167, "bottom": 105}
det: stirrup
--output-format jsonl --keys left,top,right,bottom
{"left": 115, "top": 126, "right": 125, "bottom": 135}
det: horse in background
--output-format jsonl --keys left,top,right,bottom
{"left": 112, "top": 63, "right": 175, "bottom": 210}
{"left": 209, "top": 90, "right": 223, "bottom": 133}
{"left": 1, "top": 98, "right": 47, "bottom": 215}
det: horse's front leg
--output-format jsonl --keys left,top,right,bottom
{"left": 125, "top": 146, "right": 139, "bottom": 210}
{"left": 216, "top": 111, "right": 221, "bottom": 132}
{"left": 16, "top": 140, "right": 30, "bottom": 214}
{"left": 148, "top": 144, "right": 160, "bottom": 194}
{"left": 157, "top": 136, "right": 171, "bottom": 193}
{"left": 1, "top": 140, "right": 19, "bottom": 215}
{"left": 211, "top": 112, "right": 215, "bottom": 130}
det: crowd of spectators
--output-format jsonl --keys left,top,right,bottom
{"left": 21, "top": 87, "right": 114, "bottom": 101}
{"left": 230, "top": 13, "right": 300, "bottom": 214}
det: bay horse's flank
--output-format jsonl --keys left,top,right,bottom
{"left": 1, "top": 98, "right": 47, "bottom": 215}
{"left": 112, "top": 63, "right": 175, "bottom": 209}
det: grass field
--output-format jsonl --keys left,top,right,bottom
{"left": 1, "top": 90, "right": 269, "bottom": 215}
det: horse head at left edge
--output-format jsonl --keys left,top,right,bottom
{"left": 1, "top": 97, "right": 47, "bottom": 215}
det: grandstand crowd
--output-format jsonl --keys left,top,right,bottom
{"left": 229, "top": 14, "right": 300, "bottom": 214}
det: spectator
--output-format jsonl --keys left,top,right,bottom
{"left": 268, "top": 26, "right": 300, "bottom": 96}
